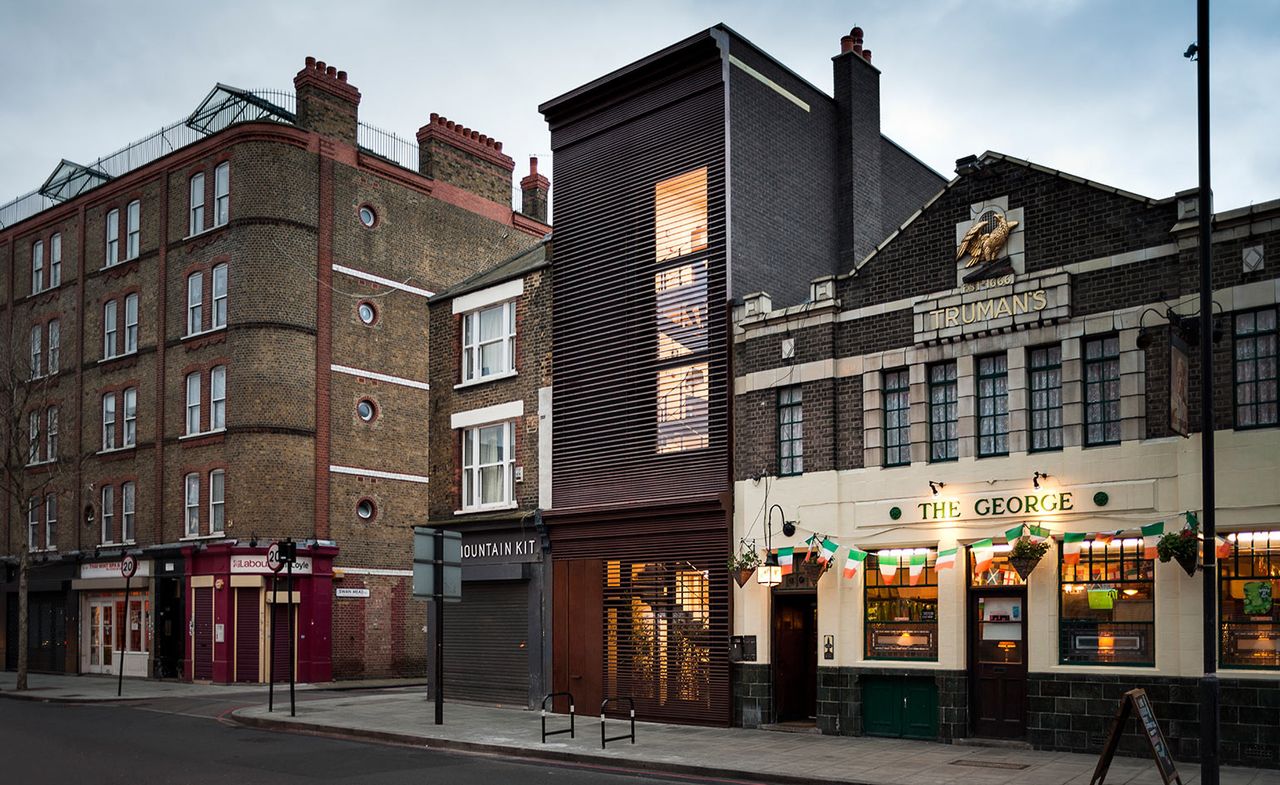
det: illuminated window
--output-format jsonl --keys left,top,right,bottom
{"left": 1234, "top": 308, "right": 1277, "bottom": 429}
{"left": 1220, "top": 532, "right": 1280, "bottom": 668}
{"left": 1084, "top": 335, "right": 1121, "bottom": 446}
{"left": 1059, "top": 538, "right": 1154, "bottom": 665}
{"left": 1029, "top": 344, "right": 1063, "bottom": 451}
{"left": 928, "top": 362, "right": 958, "bottom": 462}
{"left": 654, "top": 168, "right": 708, "bottom": 262}
{"left": 864, "top": 550, "right": 938, "bottom": 660}
{"left": 654, "top": 261, "right": 707, "bottom": 360}
{"left": 656, "top": 362, "right": 709, "bottom": 453}
{"left": 970, "top": 543, "right": 1026, "bottom": 587}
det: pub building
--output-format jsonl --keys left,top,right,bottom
{"left": 731, "top": 153, "right": 1280, "bottom": 765}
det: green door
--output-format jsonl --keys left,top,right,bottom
{"left": 861, "top": 677, "right": 937, "bottom": 740}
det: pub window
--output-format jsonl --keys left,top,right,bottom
{"left": 654, "top": 167, "right": 708, "bottom": 262}
{"left": 656, "top": 362, "right": 709, "bottom": 453}
{"left": 928, "top": 362, "right": 958, "bottom": 462}
{"left": 970, "top": 543, "right": 1027, "bottom": 587}
{"left": 883, "top": 368, "right": 911, "bottom": 467}
{"left": 1029, "top": 344, "right": 1063, "bottom": 451}
{"left": 1220, "top": 531, "right": 1280, "bottom": 668}
{"left": 977, "top": 353, "right": 1009, "bottom": 457}
{"left": 1234, "top": 307, "right": 1277, "bottom": 429}
{"left": 777, "top": 385, "right": 803, "bottom": 476}
{"left": 1084, "top": 335, "right": 1121, "bottom": 446}
{"left": 864, "top": 550, "right": 938, "bottom": 661}
{"left": 1059, "top": 538, "right": 1154, "bottom": 665}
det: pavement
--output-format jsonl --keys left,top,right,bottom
{"left": 4, "top": 673, "right": 1278, "bottom": 785}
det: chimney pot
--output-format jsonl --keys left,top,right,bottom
{"left": 306, "top": 56, "right": 316, "bottom": 68}
{"left": 494, "top": 141, "right": 503, "bottom": 152}
{"left": 851, "top": 26, "right": 863, "bottom": 40}
{"left": 529, "top": 156, "right": 538, "bottom": 176}
{"left": 316, "top": 60, "right": 326, "bottom": 71}
{"left": 862, "top": 49, "right": 872, "bottom": 62}
{"left": 337, "top": 70, "right": 347, "bottom": 81}
{"left": 326, "top": 66, "right": 336, "bottom": 77}
{"left": 840, "top": 35, "right": 854, "bottom": 54}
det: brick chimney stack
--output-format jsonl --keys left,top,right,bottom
{"left": 832, "top": 26, "right": 882, "bottom": 269}
{"left": 416, "top": 113, "right": 516, "bottom": 207}
{"left": 520, "top": 156, "right": 550, "bottom": 223}
{"left": 294, "top": 56, "right": 361, "bottom": 145}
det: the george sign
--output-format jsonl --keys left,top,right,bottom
{"left": 231, "top": 555, "right": 313, "bottom": 575}
{"left": 858, "top": 481, "right": 1155, "bottom": 526}
{"left": 1170, "top": 333, "right": 1190, "bottom": 437}
{"left": 461, "top": 531, "right": 541, "bottom": 565}
{"left": 335, "top": 587, "right": 371, "bottom": 599}
{"left": 120, "top": 555, "right": 138, "bottom": 579}
{"left": 413, "top": 527, "right": 461, "bottom": 601}
{"left": 81, "top": 559, "right": 151, "bottom": 580}
{"left": 1089, "top": 688, "right": 1182, "bottom": 785}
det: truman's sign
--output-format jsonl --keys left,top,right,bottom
{"left": 914, "top": 271, "right": 1070, "bottom": 344}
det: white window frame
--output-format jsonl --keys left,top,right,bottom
{"left": 125, "top": 200, "right": 140, "bottom": 260}
{"left": 461, "top": 420, "right": 516, "bottom": 511}
{"left": 185, "top": 372, "right": 201, "bottom": 435}
{"left": 105, "top": 208, "right": 119, "bottom": 266}
{"left": 101, "top": 485, "right": 115, "bottom": 544}
{"left": 184, "top": 473, "right": 200, "bottom": 537}
{"left": 103, "top": 300, "right": 118, "bottom": 359}
{"left": 30, "top": 323, "right": 42, "bottom": 379}
{"left": 28, "top": 498, "right": 39, "bottom": 551}
{"left": 189, "top": 173, "right": 205, "bottom": 235}
{"left": 122, "top": 481, "right": 136, "bottom": 543}
{"left": 123, "top": 387, "right": 137, "bottom": 447}
{"left": 31, "top": 240, "right": 43, "bottom": 294}
{"left": 212, "top": 263, "right": 228, "bottom": 328}
{"left": 50, "top": 233, "right": 61, "bottom": 288}
{"left": 102, "top": 392, "right": 117, "bottom": 451}
{"left": 124, "top": 294, "right": 139, "bottom": 354}
{"left": 187, "top": 272, "right": 203, "bottom": 336}
{"left": 46, "top": 406, "right": 58, "bottom": 461}
{"left": 209, "top": 469, "right": 225, "bottom": 534}
{"left": 214, "top": 163, "right": 229, "bottom": 227}
{"left": 210, "top": 366, "right": 226, "bottom": 430}
{"left": 461, "top": 301, "right": 516, "bottom": 384}
{"left": 45, "top": 493, "right": 57, "bottom": 551}
{"left": 27, "top": 411, "right": 40, "bottom": 465}
{"left": 47, "top": 318, "right": 59, "bottom": 374}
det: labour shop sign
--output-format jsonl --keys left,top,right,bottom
{"left": 461, "top": 531, "right": 541, "bottom": 565}
{"left": 81, "top": 559, "right": 151, "bottom": 580}
{"left": 231, "top": 554, "right": 313, "bottom": 575}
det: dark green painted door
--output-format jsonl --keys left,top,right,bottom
{"left": 861, "top": 677, "right": 937, "bottom": 739}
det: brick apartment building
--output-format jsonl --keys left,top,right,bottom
{"left": 530, "top": 25, "right": 944, "bottom": 725}
{"left": 0, "top": 57, "right": 548, "bottom": 684}
{"left": 730, "top": 153, "right": 1278, "bottom": 764}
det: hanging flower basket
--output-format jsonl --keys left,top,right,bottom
{"left": 800, "top": 557, "right": 827, "bottom": 582}
{"left": 1008, "top": 537, "right": 1050, "bottom": 580}
{"left": 734, "top": 566, "right": 757, "bottom": 587}
{"left": 1173, "top": 549, "right": 1198, "bottom": 577}
{"left": 1008, "top": 555, "right": 1041, "bottom": 580}
{"left": 1157, "top": 528, "right": 1200, "bottom": 577}
{"left": 728, "top": 546, "right": 761, "bottom": 588}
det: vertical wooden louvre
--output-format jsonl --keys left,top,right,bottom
{"left": 234, "top": 588, "right": 259, "bottom": 683}
{"left": 192, "top": 587, "right": 213, "bottom": 681}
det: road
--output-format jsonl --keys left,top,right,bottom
{"left": 0, "top": 695, "right": 755, "bottom": 785}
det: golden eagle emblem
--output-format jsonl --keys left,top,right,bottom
{"left": 956, "top": 212, "right": 1019, "bottom": 267}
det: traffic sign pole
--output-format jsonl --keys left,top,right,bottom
{"left": 118, "top": 555, "right": 137, "bottom": 697}
{"left": 434, "top": 528, "right": 444, "bottom": 726}
{"left": 266, "top": 542, "right": 283, "bottom": 713}
{"left": 287, "top": 539, "right": 296, "bottom": 717}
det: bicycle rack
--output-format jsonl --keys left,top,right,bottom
{"left": 600, "top": 696, "right": 635, "bottom": 749}
{"left": 540, "top": 691, "right": 575, "bottom": 743}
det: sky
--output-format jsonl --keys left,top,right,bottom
{"left": 1, "top": 0, "right": 1277, "bottom": 216}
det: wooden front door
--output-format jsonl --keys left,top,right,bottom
{"left": 772, "top": 591, "right": 817, "bottom": 723}
{"left": 969, "top": 588, "right": 1028, "bottom": 738}
{"left": 552, "top": 559, "right": 603, "bottom": 714}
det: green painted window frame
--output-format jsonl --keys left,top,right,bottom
{"left": 1058, "top": 539, "right": 1155, "bottom": 666}
{"left": 777, "top": 385, "right": 803, "bottom": 476}
{"left": 1029, "top": 344, "right": 1063, "bottom": 452}
{"left": 1233, "top": 306, "right": 1278, "bottom": 430}
{"left": 976, "top": 353, "right": 1009, "bottom": 457}
{"left": 1083, "top": 335, "right": 1121, "bottom": 446}
{"left": 883, "top": 368, "right": 911, "bottom": 467}
{"left": 864, "top": 552, "right": 939, "bottom": 661}
{"left": 928, "top": 362, "right": 958, "bottom": 462}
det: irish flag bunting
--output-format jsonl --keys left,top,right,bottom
{"left": 819, "top": 538, "right": 839, "bottom": 565}
{"left": 1142, "top": 522, "right": 1165, "bottom": 560}
{"left": 879, "top": 553, "right": 900, "bottom": 580}
{"left": 778, "top": 547, "right": 795, "bottom": 576}
{"left": 1216, "top": 535, "right": 1233, "bottom": 559}
{"left": 936, "top": 547, "right": 958, "bottom": 571}
{"left": 1004, "top": 524, "right": 1025, "bottom": 543}
{"left": 1062, "top": 532, "right": 1087, "bottom": 565}
{"left": 843, "top": 548, "right": 868, "bottom": 580}
{"left": 908, "top": 553, "right": 927, "bottom": 586}
{"left": 1094, "top": 530, "right": 1124, "bottom": 545}
{"left": 1028, "top": 525, "right": 1052, "bottom": 543}
{"left": 971, "top": 538, "right": 995, "bottom": 573}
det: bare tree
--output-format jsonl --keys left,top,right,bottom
{"left": 0, "top": 324, "right": 71, "bottom": 691}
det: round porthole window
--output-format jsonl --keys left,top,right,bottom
{"left": 358, "top": 205, "right": 377, "bottom": 228}
{"left": 357, "top": 301, "right": 377, "bottom": 325}
{"left": 356, "top": 499, "right": 376, "bottom": 520}
{"left": 357, "top": 399, "right": 376, "bottom": 422}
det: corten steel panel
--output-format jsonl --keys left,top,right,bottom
{"left": 549, "top": 63, "right": 729, "bottom": 511}
{"left": 552, "top": 558, "right": 604, "bottom": 714}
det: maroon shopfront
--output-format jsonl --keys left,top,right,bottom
{"left": 183, "top": 543, "right": 337, "bottom": 684}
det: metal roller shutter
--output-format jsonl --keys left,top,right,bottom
{"left": 234, "top": 588, "right": 259, "bottom": 683}
{"left": 443, "top": 581, "right": 529, "bottom": 706}
{"left": 193, "top": 588, "right": 213, "bottom": 681}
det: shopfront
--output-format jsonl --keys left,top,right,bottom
{"left": 74, "top": 558, "right": 153, "bottom": 678}
{"left": 3, "top": 557, "right": 76, "bottom": 674}
{"left": 183, "top": 542, "right": 336, "bottom": 684}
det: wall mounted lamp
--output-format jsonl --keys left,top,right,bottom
{"left": 1033, "top": 472, "right": 1049, "bottom": 489}
{"left": 929, "top": 481, "right": 946, "bottom": 496}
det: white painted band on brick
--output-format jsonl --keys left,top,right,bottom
{"left": 329, "top": 465, "right": 430, "bottom": 484}
{"left": 330, "top": 364, "right": 430, "bottom": 390}
{"left": 451, "top": 400, "right": 524, "bottom": 429}
{"left": 729, "top": 55, "right": 810, "bottom": 112}
{"left": 451, "top": 277, "right": 523, "bottom": 314}
{"left": 334, "top": 567, "right": 413, "bottom": 576}
{"left": 332, "top": 264, "right": 434, "bottom": 298}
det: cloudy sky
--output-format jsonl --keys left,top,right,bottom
{"left": 1, "top": 1, "right": 1276, "bottom": 215}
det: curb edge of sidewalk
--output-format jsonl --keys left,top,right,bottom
{"left": 230, "top": 710, "right": 877, "bottom": 785}
{"left": 0, "top": 690, "right": 152, "bottom": 705}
